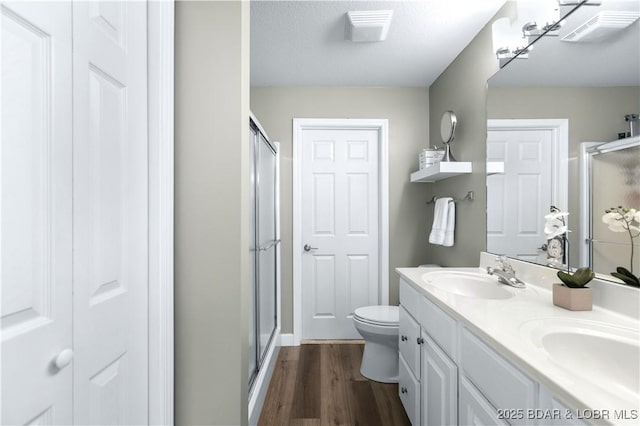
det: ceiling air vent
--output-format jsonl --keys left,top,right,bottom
{"left": 346, "top": 10, "right": 394, "bottom": 42}
{"left": 562, "top": 11, "right": 640, "bottom": 42}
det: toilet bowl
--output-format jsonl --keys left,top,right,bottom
{"left": 353, "top": 305, "right": 399, "bottom": 383}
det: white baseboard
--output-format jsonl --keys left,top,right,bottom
{"left": 248, "top": 330, "right": 281, "bottom": 425}
{"left": 280, "top": 333, "right": 297, "bottom": 346}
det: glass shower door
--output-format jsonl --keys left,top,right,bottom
{"left": 248, "top": 126, "right": 258, "bottom": 385}
{"left": 249, "top": 118, "right": 279, "bottom": 390}
{"left": 257, "top": 133, "right": 277, "bottom": 361}
{"left": 589, "top": 141, "right": 640, "bottom": 275}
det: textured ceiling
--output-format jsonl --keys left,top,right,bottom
{"left": 251, "top": 0, "right": 506, "bottom": 87}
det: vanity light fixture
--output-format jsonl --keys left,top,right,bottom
{"left": 495, "top": 46, "right": 530, "bottom": 68}
{"left": 492, "top": 17, "right": 529, "bottom": 68}
{"left": 492, "top": 0, "right": 592, "bottom": 68}
{"left": 518, "top": 0, "right": 563, "bottom": 43}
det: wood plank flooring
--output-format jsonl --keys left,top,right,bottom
{"left": 258, "top": 343, "right": 411, "bottom": 426}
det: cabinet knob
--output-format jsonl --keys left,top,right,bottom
{"left": 417, "top": 337, "right": 425, "bottom": 345}
{"left": 53, "top": 348, "right": 74, "bottom": 370}
{"left": 401, "top": 387, "right": 408, "bottom": 394}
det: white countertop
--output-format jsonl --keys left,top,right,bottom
{"left": 396, "top": 264, "right": 640, "bottom": 425}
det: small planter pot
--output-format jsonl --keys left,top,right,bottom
{"left": 552, "top": 284, "right": 592, "bottom": 311}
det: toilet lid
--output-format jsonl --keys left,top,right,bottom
{"left": 354, "top": 305, "right": 399, "bottom": 326}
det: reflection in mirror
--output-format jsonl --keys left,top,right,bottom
{"left": 485, "top": 0, "right": 640, "bottom": 282}
{"left": 583, "top": 138, "right": 640, "bottom": 284}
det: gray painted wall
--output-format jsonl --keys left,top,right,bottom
{"left": 175, "top": 1, "right": 250, "bottom": 424}
{"left": 251, "top": 87, "right": 431, "bottom": 334}
{"left": 487, "top": 86, "right": 640, "bottom": 266}
{"left": 426, "top": 4, "right": 514, "bottom": 267}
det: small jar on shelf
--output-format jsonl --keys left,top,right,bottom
{"left": 419, "top": 147, "right": 445, "bottom": 170}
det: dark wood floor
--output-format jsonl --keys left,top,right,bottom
{"left": 258, "top": 343, "right": 411, "bottom": 426}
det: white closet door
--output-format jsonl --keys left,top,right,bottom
{"left": 1, "top": 2, "right": 73, "bottom": 424}
{"left": 301, "top": 128, "right": 379, "bottom": 339}
{"left": 72, "top": 1, "right": 149, "bottom": 424}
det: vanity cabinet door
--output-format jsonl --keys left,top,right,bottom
{"left": 421, "top": 332, "right": 457, "bottom": 426}
{"left": 399, "top": 305, "right": 421, "bottom": 377}
{"left": 459, "top": 376, "right": 508, "bottom": 426}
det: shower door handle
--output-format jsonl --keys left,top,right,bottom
{"left": 303, "top": 244, "right": 318, "bottom": 252}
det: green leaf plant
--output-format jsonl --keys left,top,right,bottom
{"left": 557, "top": 267, "right": 595, "bottom": 289}
{"left": 611, "top": 266, "right": 640, "bottom": 288}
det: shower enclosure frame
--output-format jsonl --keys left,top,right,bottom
{"left": 248, "top": 115, "right": 281, "bottom": 415}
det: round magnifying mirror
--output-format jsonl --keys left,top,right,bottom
{"left": 440, "top": 111, "right": 457, "bottom": 161}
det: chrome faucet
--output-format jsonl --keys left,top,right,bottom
{"left": 486, "top": 256, "right": 526, "bottom": 288}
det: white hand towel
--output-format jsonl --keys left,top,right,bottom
{"left": 443, "top": 200, "right": 455, "bottom": 247}
{"left": 429, "top": 197, "right": 452, "bottom": 245}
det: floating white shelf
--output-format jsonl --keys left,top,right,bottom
{"left": 410, "top": 161, "right": 472, "bottom": 183}
{"left": 487, "top": 161, "right": 504, "bottom": 175}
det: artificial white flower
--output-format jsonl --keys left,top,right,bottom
{"left": 624, "top": 208, "right": 637, "bottom": 222}
{"left": 603, "top": 209, "right": 640, "bottom": 233}
{"left": 602, "top": 211, "right": 627, "bottom": 232}
{"left": 544, "top": 210, "right": 569, "bottom": 239}
{"left": 603, "top": 205, "right": 640, "bottom": 280}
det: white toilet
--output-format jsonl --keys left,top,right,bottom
{"left": 353, "top": 305, "right": 399, "bottom": 383}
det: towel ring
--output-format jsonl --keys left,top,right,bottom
{"left": 426, "top": 191, "right": 474, "bottom": 205}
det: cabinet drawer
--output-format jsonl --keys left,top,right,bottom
{"left": 420, "top": 295, "right": 457, "bottom": 359}
{"left": 399, "top": 354, "right": 420, "bottom": 426}
{"left": 399, "top": 278, "right": 420, "bottom": 318}
{"left": 399, "top": 305, "right": 421, "bottom": 377}
{"left": 461, "top": 327, "right": 537, "bottom": 419}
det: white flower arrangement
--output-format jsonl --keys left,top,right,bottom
{"left": 543, "top": 206, "right": 570, "bottom": 269}
{"left": 544, "top": 206, "right": 570, "bottom": 239}
{"left": 602, "top": 206, "right": 640, "bottom": 280}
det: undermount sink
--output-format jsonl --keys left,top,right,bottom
{"left": 520, "top": 318, "right": 640, "bottom": 400}
{"left": 421, "top": 270, "right": 514, "bottom": 299}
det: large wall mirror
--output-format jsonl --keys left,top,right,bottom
{"left": 485, "top": 0, "right": 640, "bottom": 282}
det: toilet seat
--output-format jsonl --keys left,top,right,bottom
{"left": 353, "top": 305, "right": 399, "bottom": 327}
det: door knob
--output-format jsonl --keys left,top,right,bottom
{"left": 303, "top": 244, "right": 318, "bottom": 252}
{"left": 54, "top": 348, "right": 74, "bottom": 370}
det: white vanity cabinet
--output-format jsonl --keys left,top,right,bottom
{"left": 398, "top": 283, "right": 422, "bottom": 425}
{"left": 399, "top": 278, "right": 459, "bottom": 426}
{"left": 398, "top": 305, "right": 421, "bottom": 424}
{"left": 398, "top": 278, "right": 581, "bottom": 426}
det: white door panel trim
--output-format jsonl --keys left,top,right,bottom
{"left": 293, "top": 118, "right": 389, "bottom": 345}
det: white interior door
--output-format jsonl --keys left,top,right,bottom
{"left": 301, "top": 128, "right": 379, "bottom": 339}
{"left": 1, "top": 2, "right": 73, "bottom": 424}
{"left": 487, "top": 129, "right": 553, "bottom": 261}
{"left": 72, "top": 1, "right": 148, "bottom": 424}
